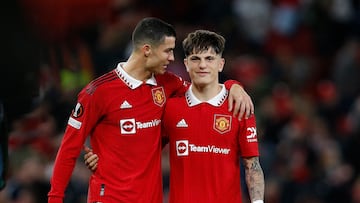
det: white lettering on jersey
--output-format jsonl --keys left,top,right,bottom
{"left": 176, "top": 140, "right": 230, "bottom": 156}
{"left": 189, "top": 144, "right": 230, "bottom": 154}
{"left": 120, "top": 119, "right": 161, "bottom": 135}
{"left": 136, "top": 119, "right": 161, "bottom": 129}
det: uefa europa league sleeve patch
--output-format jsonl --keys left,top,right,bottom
{"left": 72, "top": 102, "right": 84, "bottom": 118}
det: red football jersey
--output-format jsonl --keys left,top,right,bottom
{"left": 162, "top": 85, "right": 260, "bottom": 203}
{"left": 48, "top": 63, "right": 186, "bottom": 203}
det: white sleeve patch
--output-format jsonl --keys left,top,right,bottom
{"left": 68, "top": 117, "right": 82, "bottom": 129}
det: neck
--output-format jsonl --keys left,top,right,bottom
{"left": 123, "top": 53, "right": 152, "bottom": 81}
{"left": 191, "top": 83, "right": 222, "bottom": 101}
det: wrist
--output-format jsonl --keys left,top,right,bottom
{"left": 253, "top": 200, "right": 264, "bottom": 203}
{"left": 224, "top": 80, "right": 242, "bottom": 90}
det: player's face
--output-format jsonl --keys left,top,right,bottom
{"left": 146, "top": 36, "right": 175, "bottom": 74}
{"left": 184, "top": 48, "right": 224, "bottom": 87}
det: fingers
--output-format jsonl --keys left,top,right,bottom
{"left": 228, "top": 93, "right": 234, "bottom": 112}
{"left": 84, "top": 150, "right": 94, "bottom": 160}
{"left": 83, "top": 146, "right": 98, "bottom": 171}
{"left": 230, "top": 95, "right": 255, "bottom": 121}
{"left": 89, "top": 162, "right": 98, "bottom": 171}
{"left": 236, "top": 102, "right": 245, "bottom": 120}
{"left": 232, "top": 97, "right": 241, "bottom": 118}
{"left": 84, "top": 153, "right": 99, "bottom": 171}
{"left": 85, "top": 160, "right": 98, "bottom": 171}
{"left": 249, "top": 98, "right": 255, "bottom": 117}
{"left": 240, "top": 96, "right": 254, "bottom": 120}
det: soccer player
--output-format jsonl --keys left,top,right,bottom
{"left": 48, "top": 18, "right": 254, "bottom": 203}
{"left": 162, "top": 30, "right": 265, "bottom": 203}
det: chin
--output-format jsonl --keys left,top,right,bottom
{"left": 193, "top": 81, "right": 207, "bottom": 87}
{"left": 194, "top": 78, "right": 209, "bottom": 85}
{"left": 157, "top": 69, "right": 166, "bottom": 74}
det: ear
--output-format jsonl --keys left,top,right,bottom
{"left": 142, "top": 44, "right": 151, "bottom": 57}
{"left": 218, "top": 58, "right": 225, "bottom": 72}
{"left": 184, "top": 58, "right": 189, "bottom": 72}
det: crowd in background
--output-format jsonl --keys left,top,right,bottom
{"left": 1, "top": 0, "right": 360, "bottom": 202}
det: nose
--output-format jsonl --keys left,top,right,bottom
{"left": 199, "top": 59, "right": 206, "bottom": 68}
{"left": 168, "top": 52, "right": 175, "bottom": 61}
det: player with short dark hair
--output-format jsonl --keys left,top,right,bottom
{"left": 162, "top": 29, "right": 265, "bottom": 203}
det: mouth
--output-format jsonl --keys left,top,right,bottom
{"left": 196, "top": 71, "right": 209, "bottom": 76}
{"left": 162, "top": 63, "right": 169, "bottom": 69}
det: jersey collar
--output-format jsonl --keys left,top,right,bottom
{"left": 115, "top": 62, "right": 157, "bottom": 89}
{"left": 185, "top": 84, "right": 228, "bottom": 107}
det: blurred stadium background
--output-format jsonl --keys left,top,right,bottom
{"left": 1, "top": 0, "right": 360, "bottom": 202}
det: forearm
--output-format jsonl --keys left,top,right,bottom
{"left": 244, "top": 157, "right": 265, "bottom": 202}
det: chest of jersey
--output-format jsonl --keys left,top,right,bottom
{"left": 163, "top": 101, "right": 241, "bottom": 158}
{"left": 99, "top": 84, "right": 168, "bottom": 135}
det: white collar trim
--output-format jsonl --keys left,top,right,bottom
{"left": 115, "top": 62, "right": 157, "bottom": 89}
{"left": 185, "top": 84, "right": 228, "bottom": 107}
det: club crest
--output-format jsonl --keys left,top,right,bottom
{"left": 213, "top": 114, "right": 231, "bottom": 134}
{"left": 152, "top": 87, "right": 166, "bottom": 107}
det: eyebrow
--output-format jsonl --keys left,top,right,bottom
{"left": 189, "top": 55, "right": 216, "bottom": 59}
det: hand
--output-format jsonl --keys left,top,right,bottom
{"left": 84, "top": 145, "right": 98, "bottom": 171}
{"left": 228, "top": 84, "right": 254, "bottom": 120}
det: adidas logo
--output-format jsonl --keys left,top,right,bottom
{"left": 176, "top": 119, "right": 188, "bottom": 127}
{"left": 120, "top": 100, "right": 132, "bottom": 109}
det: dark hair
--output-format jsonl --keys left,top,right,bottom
{"left": 132, "top": 17, "right": 176, "bottom": 49}
{"left": 182, "top": 30, "right": 225, "bottom": 57}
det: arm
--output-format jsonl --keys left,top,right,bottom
{"left": 243, "top": 156, "right": 265, "bottom": 203}
{"left": 224, "top": 80, "right": 254, "bottom": 120}
{"left": 49, "top": 126, "right": 88, "bottom": 203}
{"left": 48, "top": 88, "right": 100, "bottom": 202}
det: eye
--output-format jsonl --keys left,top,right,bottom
{"left": 206, "top": 56, "right": 215, "bottom": 61}
{"left": 165, "top": 49, "right": 173, "bottom": 54}
{"left": 190, "top": 57, "right": 200, "bottom": 62}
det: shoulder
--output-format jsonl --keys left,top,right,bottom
{"left": 166, "top": 94, "right": 186, "bottom": 107}
{"left": 83, "top": 70, "right": 119, "bottom": 95}
{"left": 155, "top": 71, "right": 183, "bottom": 83}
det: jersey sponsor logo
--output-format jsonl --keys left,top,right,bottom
{"left": 246, "top": 127, "right": 258, "bottom": 142}
{"left": 152, "top": 87, "right": 166, "bottom": 107}
{"left": 72, "top": 103, "right": 84, "bottom": 118}
{"left": 176, "top": 140, "right": 230, "bottom": 156}
{"left": 120, "top": 118, "right": 161, "bottom": 135}
{"left": 176, "top": 140, "right": 189, "bottom": 156}
{"left": 120, "top": 119, "right": 136, "bottom": 134}
{"left": 213, "top": 114, "right": 231, "bottom": 134}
